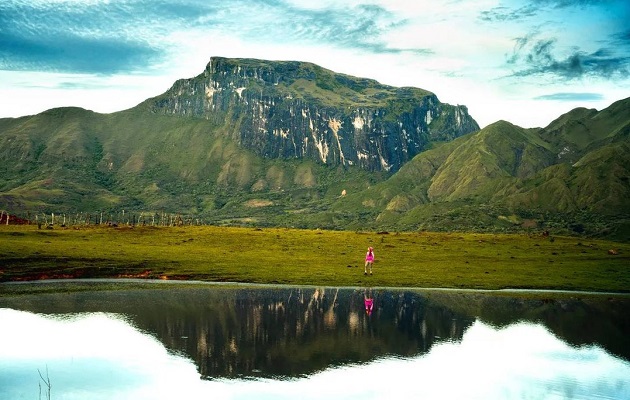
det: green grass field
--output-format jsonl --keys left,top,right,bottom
{"left": 1, "top": 225, "right": 629, "bottom": 292}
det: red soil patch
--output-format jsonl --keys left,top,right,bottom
{"left": 0, "top": 214, "right": 31, "bottom": 224}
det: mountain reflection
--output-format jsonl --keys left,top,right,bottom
{"left": 1, "top": 285, "right": 628, "bottom": 381}
{"left": 135, "top": 288, "right": 474, "bottom": 379}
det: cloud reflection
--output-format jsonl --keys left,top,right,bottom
{"left": 0, "top": 309, "right": 628, "bottom": 400}
{"left": 225, "top": 321, "right": 630, "bottom": 400}
{"left": 0, "top": 309, "right": 212, "bottom": 400}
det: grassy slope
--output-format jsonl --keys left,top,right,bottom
{"left": 1, "top": 225, "right": 628, "bottom": 292}
{"left": 328, "top": 106, "right": 630, "bottom": 238}
{"left": 0, "top": 80, "right": 627, "bottom": 239}
{"left": 0, "top": 106, "right": 382, "bottom": 218}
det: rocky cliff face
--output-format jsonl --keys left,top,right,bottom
{"left": 150, "top": 57, "right": 479, "bottom": 172}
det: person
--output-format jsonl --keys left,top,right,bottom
{"left": 364, "top": 246, "right": 374, "bottom": 275}
{"left": 364, "top": 289, "right": 374, "bottom": 316}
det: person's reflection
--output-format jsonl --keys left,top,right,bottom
{"left": 364, "top": 289, "right": 374, "bottom": 316}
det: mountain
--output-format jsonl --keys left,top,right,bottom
{"left": 147, "top": 57, "right": 478, "bottom": 172}
{"left": 0, "top": 57, "right": 477, "bottom": 219}
{"left": 0, "top": 57, "right": 628, "bottom": 240}
{"left": 333, "top": 97, "right": 630, "bottom": 240}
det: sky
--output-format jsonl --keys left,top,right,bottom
{"left": 0, "top": 0, "right": 629, "bottom": 128}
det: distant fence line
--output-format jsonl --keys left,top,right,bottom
{"left": 0, "top": 210, "right": 205, "bottom": 227}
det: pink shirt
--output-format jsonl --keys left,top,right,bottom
{"left": 364, "top": 298, "right": 373, "bottom": 308}
{"left": 365, "top": 251, "right": 374, "bottom": 262}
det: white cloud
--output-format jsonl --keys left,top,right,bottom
{"left": 0, "top": 70, "right": 173, "bottom": 116}
{"left": 0, "top": 0, "right": 628, "bottom": 128}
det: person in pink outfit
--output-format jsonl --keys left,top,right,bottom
{"left": 364, "top": 288, "right": 374, "bottom": 315}
{"left": 364, "top": 247, "right": 375, "bottom": 275}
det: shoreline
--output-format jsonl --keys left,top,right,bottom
{"left": 2, "top": 278, "right": 629, "bottom": 297}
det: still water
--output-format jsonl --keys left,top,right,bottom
{"left": 1, "top": 283, "right": 629, "bottom": 399}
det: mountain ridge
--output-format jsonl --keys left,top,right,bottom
{"left": 146, "top": 57, "right": 479, "bottom": 172}
{"left": 0, "top": 57, "right": 628, "bottom": 240}
{"left": 333, "top": 97, "right": 629, "bottom": 239}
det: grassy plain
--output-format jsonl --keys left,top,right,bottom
{"left": 0, "top": 225, "right": 629, "bottom": 292}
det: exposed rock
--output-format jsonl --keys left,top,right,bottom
{"left": 150, "top": 57, "right": 479, "bottom": 173}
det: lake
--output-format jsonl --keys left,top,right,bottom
{"left": 1, "top": 282, "right": 629, "bottom": 399}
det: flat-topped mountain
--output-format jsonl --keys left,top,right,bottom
{"left": 148, "top": 57, "right": 479, "bottom": 172}
{"left": 0, "top": 57, "right": 628, "bottom": 239}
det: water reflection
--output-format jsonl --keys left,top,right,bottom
{"left": 1, "top": 285, "right": 629, "bottom": 399}
{"left": 0, "top": 309, "right": 210, "bottom": 400}
{"left": 1, "top": 287, "right": 475, "bottom": 379}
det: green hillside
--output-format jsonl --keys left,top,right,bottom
{"left": 0, "top": 58, "right": 628, "bottom": 241}
{"left": 333, "top": 98, "right": 630, "bottom": 240}
{"left": 0, "top": 106, "right": 384, "bottom": 222}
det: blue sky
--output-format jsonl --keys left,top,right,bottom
{"left": 0, "top": 0, "right": 628, "bottom": 128}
